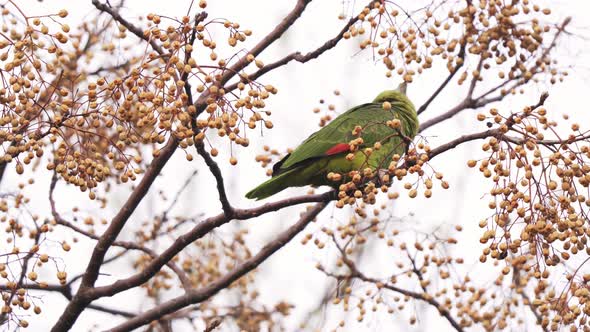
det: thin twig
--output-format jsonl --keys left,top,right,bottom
{"left": 417, "top": 43, "right": 466, "bottom": 115}
{"left": 92, "top": 0, "right": 166, "bottom": 56}
{"left": 0, "top": 283, "right": 136, "bottom": 318}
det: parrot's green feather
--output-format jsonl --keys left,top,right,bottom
{"left": 244, "top": 167, "right": 303, "bottom": 200}
{"left": 245, "top": 88, "right": 419, "bottom": 200}
{"left": 279, "top": 103, "right": 371, "bottom": 170}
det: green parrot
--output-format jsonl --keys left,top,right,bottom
{"left": 245, "top": 84, "right": 419, "bottom": 200}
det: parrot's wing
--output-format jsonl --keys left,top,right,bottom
{"left": 278, "top": 103, "right": 389, "bottom": 171}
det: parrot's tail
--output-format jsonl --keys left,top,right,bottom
{"left": 245, "top": 168, "right": 299, "bottom": 200}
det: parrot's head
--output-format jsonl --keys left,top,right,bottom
{"left": 372, "top": 83, "right": 419, "bottom": 138}
{"left": 372, "top": 82, "right": 411, "bottom": 105}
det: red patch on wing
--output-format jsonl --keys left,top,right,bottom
{"left": 325, "top": 143, "right": 350, "bottom": 156}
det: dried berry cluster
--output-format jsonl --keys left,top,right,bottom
{"left": 0, "top": 0, "right": 585, "bottom": 331}
{"left": 345, "top": 1, "right": 565, "bottom": 87}
{"left": 0, "top": 191, "right": 65, "bottom": 329}
{"left": 309, "top": 218, "right": 469, "bottom": 329}
{"left": 0, "top": 1, "right": 280, "bottom": 201}
{"left": 470, "top": 102, "right": 590, "bottom": 330}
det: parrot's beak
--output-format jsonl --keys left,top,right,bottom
{"left": 396, "top": 82, "right": 408, "bottom": 95}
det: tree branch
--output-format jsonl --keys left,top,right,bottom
{"left": 0, "top": 141, "right": 15, "bottom": 188}
{"left": 217, "top": 0, "right": 313, "bottom": 89}
{"left": 92, "top": 0, "right": 166, "bottom": 56}
{"left": 417, "top": 42, "right": 466, "bottom": 115}
{"left": 224, "top": 4, "right": 367, "bottom": 93}
{"left": 106, "top": 201, "right": 329, "bottom": 332}
{"left": 50, "top": 137, "right": 179, "bottom": 332}
{"left": 354, "top": 269, "right": 464, "bottom": 332}
{"left": 195, "top": 142, "right": 233, "bottom": 217}
{"left": 330, "top": 241, "right": 465, "bottom": 332}
{"left": 90, "top": 190, "right": 336, "bottom": 299}
{"left": 0, "top": 209, "right": 41, "bottom": 323}
{"left": 0, "top": 283, "right": 136, "bottom": 318}
{"left": 426, "top": 128, "right": 499, "bottom": 160}
{"left": 425, "top": 92, "right": 551, "bottom": 160}
{"left": 419, "top": 17, "right": 571, "bottom": 134}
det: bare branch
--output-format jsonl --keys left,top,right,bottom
{"left": 161, "top": 169, "right": 199, "bottom": 223}
{"left": 87, "top": 61, "right": 130, "bottom": 76}
{"left": 426, "top": 128, "right": 499, "bottom": 160}
{"left": 419, "top": 79, "right": 519, "bottom": 134}
{"left": 419, "top": 97, "right": 475, "bottom": 133}
{"left": 85, "top": 303, "right": 136, "bottom": 318}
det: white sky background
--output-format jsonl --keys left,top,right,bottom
{"left": 5, "top": 0, "right": 590, "bottom": 331}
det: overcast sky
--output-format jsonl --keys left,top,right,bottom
{"left": 6, "top": 0, "right": 590, "bottom": 331}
